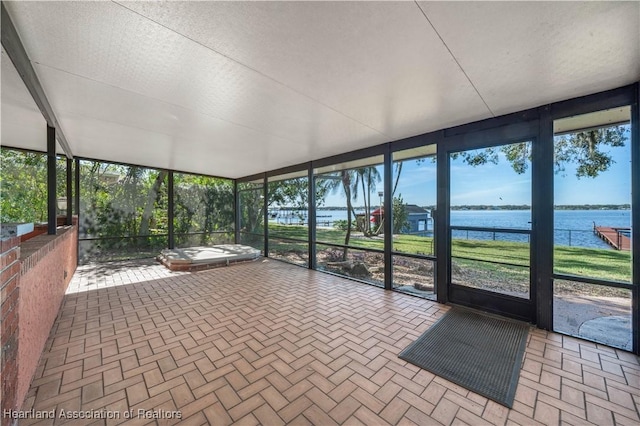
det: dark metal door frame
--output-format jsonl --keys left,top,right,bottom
{"left": 441, "top": 122, "right": 539, "bottom": 322}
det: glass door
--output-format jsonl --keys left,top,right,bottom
{"left": 447, "top": 140, "right": 534, "bottom": 320}
{"left": 552, "top": 107, "right": 633, "bottom": 351}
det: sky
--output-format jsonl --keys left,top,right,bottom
{"left": 554, "top": 135, "right": 631, "bottom": 205}
{"left": 320, "top": 129, "right": 631, "bottom": 207}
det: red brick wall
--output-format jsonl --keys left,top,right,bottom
{"left": 18, "top": 217, "right": 70, "bottom": 243}
{"left": 1, "top": 237, "right": 21, "bottom": 414}
{"left": 16, "top": 225, "right": 77, "bottom": 410}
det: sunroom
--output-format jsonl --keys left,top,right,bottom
{"left": 1, "top": 1, "right": 638, "bottom": 424}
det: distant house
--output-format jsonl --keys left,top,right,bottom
{"left": 370, "top": 207, "right": 383, "bottom": 230}
{"left": 370, "top": 204, "right": 431, "bottom": 234}
{"left": 404, "top": 204, "right": 431, "bottom": 234}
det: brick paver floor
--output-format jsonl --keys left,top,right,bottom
{"left": 21, "top": 258, "right": 640, "bottom": 425}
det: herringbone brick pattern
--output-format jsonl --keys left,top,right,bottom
{"left": 20, "top": 259, "right": 640, "bottom": 425}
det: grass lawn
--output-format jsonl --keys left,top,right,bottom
{"left": 268, "top": 223, "right": 632, "bottom": 283}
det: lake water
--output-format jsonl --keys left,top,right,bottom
{"left": 450, "top": 209, "right": 631, "bottom": 248}
{"left": 272, "top": 209, "right": 631, "bottom": 249}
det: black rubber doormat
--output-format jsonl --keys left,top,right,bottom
{"left": 399, "top": 307, "right": 529, "bottom": 408}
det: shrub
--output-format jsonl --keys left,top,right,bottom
{"left": 333, "top": 220, "right": 351, "bottom": 231}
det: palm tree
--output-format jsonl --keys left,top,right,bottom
{"left": 352, "top": 167, "right": 381, "bottom": 236}
{"left": 323, "top": 165, "right": 382, "bottom": 260}
{"left": 322, "top": 170, "right": 354, "bottom": 260}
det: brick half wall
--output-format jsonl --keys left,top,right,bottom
{"left": 16, "top": 225, "right": 78, "bottom": 410}
{"left": 1, "top": 237, "right": 21, "bottom": 414}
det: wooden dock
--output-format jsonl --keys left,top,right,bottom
{"left": 593, "top": 226, "right": 631, "bottom": 251}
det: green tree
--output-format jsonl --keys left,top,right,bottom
{"left": 392, "top": 195, "right": 409, "bottom": 233}
{"left": 78, "top": 161, "right": 169, "bottom": 255}
{"left": 322, "top": 165, "right": 382, "bottom": 260}
{"left": 352, "top": 167, "right": 381, "bottom": 235}
{"left": 454, "top": 126, "right": 628, "bottom": 178}
{"left": 200, "top": 179, "right": 234, "bottom": 243}
{"left": 340, "top": 171, "right": 354, "bottom": 260}
{"left": 268, "top": 177, "right": 309, "bottom": 224}
{"left": 1, "top": 148, "right": 67, "bottom": 223}
{"left": 174, "top": 174, "right": 234, "bottom": 245}
{"left": 321, "top": 171, "right": 354, "bottom": 260}
{"left": 238, "top": 183, "right": 264, "bottom": 235}
{"left": 554, "top": 127, "right": 627, "bottom": 177}
{"left": 392, "top": 162, "right": 402, "bottom": 196}
{"left": 139, "top": 170, "right": 167, "bottom": 237}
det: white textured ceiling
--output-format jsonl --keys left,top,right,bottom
{"left": 2, "top": 1, "right": 638, "bottom": 178}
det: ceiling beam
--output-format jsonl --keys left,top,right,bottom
{"left": 1, "top": 2, "right": 73, "bottom": 158}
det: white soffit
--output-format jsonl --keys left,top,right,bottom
{"left": 420, "top": 1, "right": 640, "bottom": 116}
{"left": 554, "top": 106, "right": 631, "bottom": 135}
{"left": 393, "top": 144, "right": 437, "bottom": 162}
{"left": 1, "top": 49, "right": 46, "bottom": 153}
{"left": 267, "top": 169, "right": 308, "bottom": 182}
{"left": 315, "top": 155, "right": 385, "bottom": 175}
